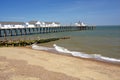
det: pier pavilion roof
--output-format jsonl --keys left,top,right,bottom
{"left": 28, "top": 21, "right": 38, "bottom": 25}
{"left": 44, "top": 22, "right": 60, "bottom": 24}
{"left": 44, "top": 22, "right": 53, "bottom": 24}
{"left": 54, "top": 22, "right": 60, "bottom": 24}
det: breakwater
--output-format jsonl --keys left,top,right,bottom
{"left": 0, "top": 37, "right": 70, "bottom": 47}
{"left": 0, "top": 26, "right": 95, "bottom": 37}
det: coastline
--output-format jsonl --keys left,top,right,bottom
{"left": 0, "top": 47, "right": 120, "bottom": 80}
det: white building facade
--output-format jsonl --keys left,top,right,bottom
{"left": 0, "top": 22, "right": 26, "bottom": 29}
{"left": 0, "top": 20, "right": 61, "bottom": 29}
{"left": 75, "top": 21, "right": 86, "bottom": 26}
{"left": 26, "top": 21, "right": 61, "bottom": 27}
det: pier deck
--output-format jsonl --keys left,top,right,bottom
{"left": 0, "top": 26, "right": 95, "bottom": 37}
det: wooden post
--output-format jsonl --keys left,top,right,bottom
{"left": 48, "top": 27, "right": 49, "bottom": 33}
{"left": 22, "top": 28, "right": 25, "bottom": 35}
{"left": 26, "top": 28, "right": 28, "bottom": 35}
{"left": 35, "top": 28, "right": 38, "bottom": 34}
{"left": 47, "top": 27, "right": 48, "bottom": 33}
{"left": 0, "top": 29, "right": 1, "bottom": 37}
{"left": 50, "top": 27, "right": 52, "bottom": 32}
{"left": 36, "top": 27, "right": 38, "bottom": 33}
{"left": 45, "top": 27, "right": 46, "bottom": 33}
{"left": 61, "top": 27, "right": 63, "bottom": 32}
{"left": 41, "top": 27, "right": 43, "bottom": 33}
{"left": 51, "top": 27, "right": 53, "bottom": 32}
{"left": 62, "top": 26, "right": 64, "bottom": 32}
{"left": 57, "top": 27, "right": 59, "bottom": 32}
{"left": 16, "top": 29, "right": 18, "bottom": 36}
{"left": 39, "top": 27, "right": 41, "bottom": 33}
{"left": 11, "top": 29, "right": 14, "bottom": 36}
{"left": 20, "top": 29, "right": 22, "bottom": 35}
{"left": 46, "top": 27, "right": 48, "bottom": 33}
{"left": 17, "top": 29, "right": 20, "bottom": 36}
{"left": 54, "top": 27, "right": 56, "bottom": 32}
{"left": 14, "top": 29, "right": 17, "bottom": 36}
{"left": 17, "top": 29, "right": 19, "bottom": 36}
{"left": 27, "top": 28, "right": 29, "bottom": 34}
{"left": 44, "top": 27, "right": 45, "bottom": 33}
{"left": 3, "top": 29, "right": 6, "bottom": 39}
{"left": 43, "top": 27, "right": 44, "bottom": 33}
{"left": 9, "top": 29, "right": 12, "bottom": 36}
{"left": 29, "top": 28, "right": 31, "bottom": 34}
{"left": 31, "top": 28, "right": 33, "bottom": 34}
{"left": 24, "top": 28, "right": 26, "bottom": 35}
{"left": 4, "top": 29, "right": 6, "bottom": 37}
{"left": 8, "top": 29, "right": 10, "bottom": 36}
{"left": 46, "top": 27, "right": 47, "bottom": 33}
{"left": 32, "top": 28, "right": 33, "bottom": 34}
{"left": 34, "top": 28, "right": 36, "bottom": 34}
{"left": 22, "top": 28, "right": 24, "bottom": 35}
{"left": 4, "top": 29, "right": 7, "bottom": 37}
{"left": 38, "top": 27, "right": 40, "bottom": 33}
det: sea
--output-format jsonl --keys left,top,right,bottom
{"left": 1, "top": 26, "right": 120, "bottom": 63}
{"left": 32, "top": 26, "right": 120, "bottom": 63}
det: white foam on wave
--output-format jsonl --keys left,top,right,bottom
{"left": 32, "top": 43, "right": 54, "bottom": 51}
{"left": 32, "top": 44, "right": 120, "bottom": 63}
{"left": 53, "top": 44, "right": 120, "bottom": 63}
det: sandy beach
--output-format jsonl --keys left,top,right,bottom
{"left": 0, "top": 47, "right": 120, "bottom": 80}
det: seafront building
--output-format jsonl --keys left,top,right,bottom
{"left": 26, "top": 21, "right": 60, "bottom": 28}
{"left": 0, "top": 22, "right": 26, "bottom": 29}
{"left": 0, "top": 20, "right": 87, "bottom": 29}
{"left": 0, "top": 21, "right": 61, "bottom": 29}
{"left": 75, "top": 21, "right": 86, "bottom": 26}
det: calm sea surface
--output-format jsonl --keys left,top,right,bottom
{"left": 39, "top": 26, "right": 120, "bottom": 59}
{"left": 0, "top": 26, "right": 120, "bottom": 59}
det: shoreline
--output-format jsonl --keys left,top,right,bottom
{"left": 22, "top": 46, "right": 120, "bottom": 67}
{"left": 0, "top": 47, "right": 120, "bottom": 80}
{"left": 30, "top": 44, "right": 120, "bottom": 66}
{"left": 33, "top": 48, "right": 120, "bottom": 66}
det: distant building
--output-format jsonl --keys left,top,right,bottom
{"left": 0, "top": 20, "right": 61, "bottom": 29}
{"left": 0, "top": 21, "right": 25, "bottom": 29}
{"left": 44, "top": 22, "right": 60, "bottom": 27}
{"left": 26, "top": 21, "right": 40, "bottom": 28}
{"left": 26, "top": 21, "right": 60, "bottom": 27}
{"left": 75, "top": 21, "right": 86, "bottom": 26}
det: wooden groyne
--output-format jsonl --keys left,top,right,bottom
{"left": 0, "top": 37, "right": 70, "bottom": 47}
{"left": 0, "top": 26, "right": 95, "bottom": 37}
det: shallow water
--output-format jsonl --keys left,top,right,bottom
{"left": 38, "top": 26, "right": 120, "bottom": 59}
{"left": 32, "top": 43, "right": 120, "bottom": 63}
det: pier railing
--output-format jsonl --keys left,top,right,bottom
{"left": 0, "top": 26, "right": 95, "bottom": 37}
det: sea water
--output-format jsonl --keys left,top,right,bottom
{"left": 32, "top": 26, "right": 120, "bottom": 63}
{"left": 0, "top": 26, "right": 120, "bottom": 63}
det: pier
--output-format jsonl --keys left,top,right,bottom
{"left": 0, "top": 26, "right": 95, "bottom": 37}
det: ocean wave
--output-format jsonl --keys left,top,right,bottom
{"left": 32, "top": 44, "right": 120, "bottom": 63}
{"left": 32, "top": 43, "right": 54, "bottom": 51}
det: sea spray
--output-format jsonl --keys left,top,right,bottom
{"left": 32, "top": 44, "right": 120, "bottom": 63}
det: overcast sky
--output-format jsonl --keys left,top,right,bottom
{"left": 0, "top": 0, "right": 120, "bottom": 25}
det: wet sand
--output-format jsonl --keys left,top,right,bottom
{"left": 0, "top": 47, "right": 120, "bottom": 80}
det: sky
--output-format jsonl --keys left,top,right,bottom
{"left": 0, "top": 0, "right": 120, "bottom": 25}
